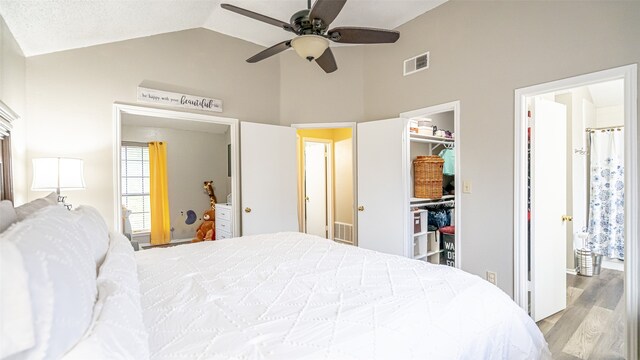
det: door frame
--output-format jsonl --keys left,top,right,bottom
{"left": 112, "top": 103, "right": 240, "bottom": 236}
{"left": 300, "top": 137, "right": 333, "bottom": 239}
{"left": 400, "top": 100, "right": 462, "bottom": 269}
{"left": 291, "top": 122, "right": 358, "bottom": 245}
{"left": 514, "top": 64, "right": 638, "bottom": 360}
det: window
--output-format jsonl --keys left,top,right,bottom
{"left": 121, "top": 143, "right": 150, "bottom": 232}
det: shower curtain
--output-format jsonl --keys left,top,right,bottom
{"left": 587, "top": 129, "right": 624, "bottom": 260}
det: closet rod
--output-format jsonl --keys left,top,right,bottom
{"left": 585, "top": 125, "right": 624, "bottom": 132}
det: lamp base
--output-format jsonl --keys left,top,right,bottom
{"left": 57, "top": 195, "right": 72, "bottom": 210}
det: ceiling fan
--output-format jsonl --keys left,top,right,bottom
{"left": 220, "top": 0, "right": 400, "bottom": 73}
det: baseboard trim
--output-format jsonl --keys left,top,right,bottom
{"left": 566, "top": 268, "right": 578, "bottom": 275}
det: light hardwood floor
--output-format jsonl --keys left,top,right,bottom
{"left": 536, "top": 269, "right": 625, "bottom": 360}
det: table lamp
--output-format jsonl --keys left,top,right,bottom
{"left": 31, "top": 157, "right": 85, "bottom": 209}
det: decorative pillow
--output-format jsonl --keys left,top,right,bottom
{"left": 1, "top": 205, "right": 97, "bottom": 359}
{"left": 14, "top": 192, "right": 58, "bottom": 221}
{"left": 0, "top": 239, "right": 35, "bottom": 358}
{"left": 0, "top": 200, "right": 17, "bottom": 232}
{"left": 72, "top": 206, "right": 110, "bottom": 268}
{"left": 63, "top": 232, "right": 150, "bottom": 360}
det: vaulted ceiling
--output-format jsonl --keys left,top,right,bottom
{"left": 0, "top": 0, "right": 447, "bottom": 57}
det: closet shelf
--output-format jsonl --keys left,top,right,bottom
{"left": 409, "top": 134, "right": 454, "bottom": 145}
{"left": 427, "top": 250, "right": 444, "bottom": 257}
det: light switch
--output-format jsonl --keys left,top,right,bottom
{"left": 463, "top": 181, "right": 472, "bottom": 193}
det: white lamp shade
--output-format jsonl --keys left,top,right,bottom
{"left": 291, "top": 35, "right": 329, "bottom": 60}
{"left": 31, "top": 158, "right": 86, "bottom": 191}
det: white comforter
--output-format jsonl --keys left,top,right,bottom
{"left": 136, "top": 232, "right": 549, "bottom": 359}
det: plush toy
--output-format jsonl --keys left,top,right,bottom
{"left": 192, "top": 209, "right": 215, "bottom": 242}
{"left": 204, "top": 181, "right": 217, "bottom": 209}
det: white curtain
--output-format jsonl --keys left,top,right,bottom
{"left": 587, "top": 129, "right": 624, "bottom": 259}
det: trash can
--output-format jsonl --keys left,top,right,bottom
{"left": 592, "top": 254, "right": 603, "bottom": 275}
{"left": 576, "top": 248, "right": 602, "bottom": 277}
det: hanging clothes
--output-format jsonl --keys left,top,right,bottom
{"left": 587, "top": 129, "right": 624, "bottom": 260}
{"left": 428, "top": 208, "right": 452, "bottom": 228}
{"left": 439, "top": 148, "right": 455, "bottom": 176}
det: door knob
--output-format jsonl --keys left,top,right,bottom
{"left": 358, "top": 206, "right": 365, "bottom": 212}
{"left": 562, "top": 215, "right": 573, "bottom": 222}
{"left": 244, "top": 207, "right": 252, "bottom": 213}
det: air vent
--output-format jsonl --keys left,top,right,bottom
{"left": 404, "top": 52, "right": 430, "bottom": 76}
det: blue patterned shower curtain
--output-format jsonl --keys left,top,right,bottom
{"left": 587, "top": 129, "right": 624, "bottom": 259}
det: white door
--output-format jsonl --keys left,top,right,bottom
{"left": 241, "top": 122, "right": 298, "bottom": 235}
{"left": 531, "top": 97, "right": 568, "bottom": 322}
{"left": 304, "top": 141, "right": 328, "bottom": 238}
{"left": 357, "top": 118, "right": 408, "bottom": 256}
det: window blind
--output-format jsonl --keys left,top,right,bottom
{"left": 121, "top": 144, "right": 150, "bottom": 232}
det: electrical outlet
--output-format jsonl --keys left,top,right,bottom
{"left": 463, "top": 181, "right": 472, "bottom": 193}
{"left": 486, "top": 271, "right": 497, "bottom": 285}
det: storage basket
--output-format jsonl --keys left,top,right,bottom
{"left": 414, "top": 155, "right": 444, "bottom": 199}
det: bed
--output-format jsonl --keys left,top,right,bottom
{"left": 0, "top": 199, "right": 550, "bottom": 360}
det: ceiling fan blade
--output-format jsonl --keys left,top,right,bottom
{"left": 221, "top": 4, "right": 293, "bottom": 32}
{"left": 309, "top": 0, "right": 346, "bottom": 27}
{"left": 246, "top": 40, "right": 292, "bottom": 63}
{"left": 315, "top": 47, "right": 337, "bottom": 73}
{"left": 328, "top": 27, "right": 400, "bottom": 44}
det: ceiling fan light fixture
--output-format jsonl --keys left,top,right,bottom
{"left": 291, "top": 35, "right": 329, "bottom": 61}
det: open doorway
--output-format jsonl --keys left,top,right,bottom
{"left": 293, "top": 124, "right": 356, "bottom": 245}
{"left": 514, "top": 65, "right": 638, "bottom": 360}
{"left": 400, "top": 101, "right": 461, "bottom": 268}
{"left": 113, "top": 104, "right": 240, "bottom": 247}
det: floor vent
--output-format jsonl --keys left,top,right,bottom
{"left": 404, "top": 52, "right": 429, "bottom": 76}
{"left": 334, "top": 222, "right": 353, "bottom": 244}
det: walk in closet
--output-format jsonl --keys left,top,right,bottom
{"left": 357, "top": 104, "right": 459, "bottom": 267}
{"left": 409, "top": 131, "right": 456, "bottom": 266}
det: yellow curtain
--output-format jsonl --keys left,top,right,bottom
{"left": 149, "top": 141, "right": 171, "bottom": 245}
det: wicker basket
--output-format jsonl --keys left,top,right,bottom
{"left": 414, "top": 155, "right": 444, "bottom": 199}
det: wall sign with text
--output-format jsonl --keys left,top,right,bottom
{"left": 137, "top": 87, "right": 222, "bottom": 113}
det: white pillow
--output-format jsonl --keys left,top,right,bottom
{"left": 1, "top": 205, "right": 97, "bottom": 359}
{"left": 14, "top": 192, "right": 58, "bottom": 221}
{"left": 0, "top": 199, "right": 17, "bottom": 232}
{"left": 63, "top": 232, "right": 150, "bottom": 360}
{"left": 0, "top": 240, "right": 35, "bottom": 358}
{"left": 72, "top": 206, "right": 110, "bottom": 268}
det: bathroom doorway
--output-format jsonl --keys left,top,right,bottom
{"left": 514, "top": 65, "right": 638, "bottom": 359}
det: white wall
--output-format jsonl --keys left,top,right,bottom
{"left": 25, "top": 28, "right": 280, "bottom": 229}
{"left": 0, "top": 16, "right": 27, "bottom": 204}
{"left": 596, "top": 105, "right": 624, "bottom": 127}
{"left": 121, "top": 125, "right": 229, "bottom": 240}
